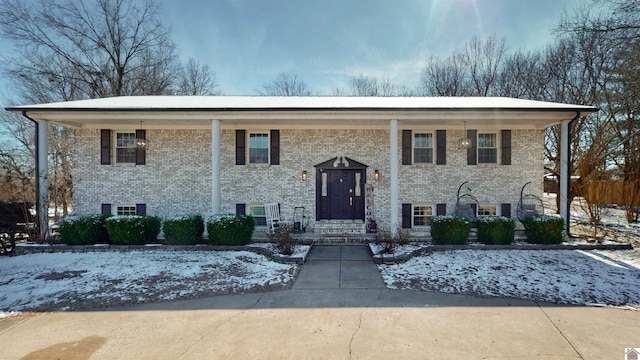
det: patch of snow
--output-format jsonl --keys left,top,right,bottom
{"left": 379, "top": 249, "right": 640, "bottom": 307}
{"left": 0, "top": 250, "right": 298, "bottom": 313}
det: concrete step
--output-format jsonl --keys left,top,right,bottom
{"left": 314, "top": 220, "right": 366, "bottom": 235}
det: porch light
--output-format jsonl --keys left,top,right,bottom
{"left": 459, "top": 121, "right": 471, "bottom": 149}
{"left": 373, "top": 169, "right": 380, "bottom": 181}
{"left": 301, "top": 170, "right": 308, "bottom": 181}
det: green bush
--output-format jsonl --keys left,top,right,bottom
{"left": 105, "top": 215, "right": 161, "bottom": 245}
{"left": 206, "top": 214, "right": 255, "bottom": 245}
{"left": 431, "top": 215, "right": 471, "bottom": 245}
{"left": 522, "top": 215, "right": 565, "bottom": 244}
{"left": 58, "top": 214, "right": 110, "bottom": 245}
{"left": 475, "top": 216, "right": 515, "bottom": 245}
{"left": 163, "top": 214, "right": 204, "bottom": 245}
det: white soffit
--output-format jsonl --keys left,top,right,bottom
{"left": 6, "top": 96, "right": 598, "bottom": 129}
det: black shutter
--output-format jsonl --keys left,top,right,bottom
{"left": 436, "top": 130, "right": 446, "bottom": 165}
{"left": 136, "top": 203, "right": 147, "bottom": 215}
{"left": 470, "top": 203, "right": 477, "bottom": 217}
{"left": 402, "top": 203, "right": 412, "bottom": 228}
{"left": 436, "top": 203, "right": 447, "bottom": 216}
{"left": 101, "top": 203, "right": 112, "bottom": 215}
{"left": 236, "top": 203, "right": 246, "bottom": 215}
{"left": 236, "top": 130, "right": 246, "bottom": 165}
{"left": 501, "top": 203, "right": 512, "bottom": 218}
{"left": 402, "top": 130, "right": 412, "bottom": 165}
{"left": 100, "top": 129, "right": 111, "bottom": 165}
{"left": 270, "top": 130, "right": 280, "bottom": 165}
{"left": 467, "top": 129, "right": 477, "bottom": 165}
{"left": 501, "top": 130, "right": 512, "bottom": 165}
{"left": 135, "top": 129, "right": 146, "bottom": 165}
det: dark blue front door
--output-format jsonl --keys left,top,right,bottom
{"left": 329, "top": 169, "right": 354, "bottom": 219}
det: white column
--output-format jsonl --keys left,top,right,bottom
{"left": 559, "top": 119, "right": 570, "bottom": 228}
{"left": 389, "top": 119, "right": 399, "bottom": 237}
{"left": 36, "top": 120, "right": 49, "bottom": 242}
{"left": 211, "top": 120, "right": 221, "bottom": 214}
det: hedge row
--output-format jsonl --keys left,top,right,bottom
{"left": 430, "top": 215, "right": 564, "bottom": 245}
{"left": 57, "top": 213, "right": 254, "bottom": 246}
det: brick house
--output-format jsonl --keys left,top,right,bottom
{"left": 7, "top": 96, "right": 597, "bottom": 238}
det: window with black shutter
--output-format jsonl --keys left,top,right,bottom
{"left": 436, "top": 130, "right": 446, "bottom": 165}
{"left": 402, "top": 203, "right": 412, "bottom": 228}
{"left": 402, "top": 130, "right": 412, "bottom": 165}
{"left": 467, "top": 129, "right": 477, "bottom": 165}
{"left": 236, "top": 130, "right": 246, "bottom": 165}
{"left": 100, "top": 129, "right": 111, "bottom": 165}
{"left": 135, "top": 129, "right": 146, "bottom": 165}
{"left": 501, "top": 130, "right": 511, "bottom": 165}
{"left": 270, "top": 130, "right": 280, "bottom": 165}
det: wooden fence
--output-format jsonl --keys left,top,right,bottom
{"left": 583, "top": 180, "right": 640, "bottom": 206}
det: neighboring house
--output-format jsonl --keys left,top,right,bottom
{"left": 6, "top": 96, "right": 597, "bottom": 238}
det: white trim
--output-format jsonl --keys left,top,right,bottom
{"left": 413, "top": 132, "right": 434, "bottom": 164}
{"left": 390, "top": 119, "right": 399, "bottom": 236}
{"left": 211, "top": 119, "right": 221, "bottom": 214}
{"left": 560, "top": 120, "right": 570, "bottom": 226}
{"left": 477, "top": 131, "right": 499, "bottom": 164}
{"left": 114, "top": 205, "right": 137, "bottom": 216}
{"left": 477, "top": 205, "right": 498, "bottom": 217}
{"left": 247, "top": 204, "right": 267, "bottom": 227}
{"left": 248, "top": 132, "right": 270, "bottom": 164}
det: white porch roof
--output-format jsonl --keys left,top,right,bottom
{"left": 7, "top": 96, "right": 598, "bottom": 129}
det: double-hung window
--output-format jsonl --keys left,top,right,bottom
{"left": 477, "top": 133, "right": 497, "bottom": 164}
{"left": 413, "top": 133, "right": 433, "bottom": 164}
{"left": 478, "top": 205, "right": 497, "bottom": 217}
{"left": 116, "top": 132, "right": 137, "bottom": 163}
{"left": 249, "top": 205, "right": 267, "bottom": 226}
{"left": 116, "top": 205, "right": 137, "bottom": 216}
{"left": 413, "top": 205, "right": 433, "bottom": 226}
{"left": 249, "top": 133, "right": 269, "bottom": 164}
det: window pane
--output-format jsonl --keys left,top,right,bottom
{"left": 117, "top": 206, "right": 136, "bottom": 216}
{"left": 478, "top": 133, "right": 496, "bottom": 148}
{"left": 478, "top": 206, "right": 496, "bottom": 216}
{"left": 116, "top": 132, "right": 136, "bottom": 163}
{"left": 413, "top": 206, "right": 432, "bottom": 226}
{"left": 478, "top": 149, "right": 497, "bottom": 163}
{"left": 249, "top": 133, "right": 269, "bottom": 164}
{"left": 414, "top": 133, "right": 433, "bottom": 164}
{"left": 414, "top": 148, "right": 433, "bottom": 163}
{"left": 250, "top": 206, "right": 267, "bottom": 226}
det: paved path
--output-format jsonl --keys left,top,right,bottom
{"left": 2, "top": 245, "right": 640, "bottom": 359}
{"left": 292, "top": 245, "right": 384, "bottom": 290}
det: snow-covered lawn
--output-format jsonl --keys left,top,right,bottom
{"left": 0, "top": 250, "right": 298, "bottom": 313}
{"left": 379, "top": 249, "right": 640, "bottom": 308}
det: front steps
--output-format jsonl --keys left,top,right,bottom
{"left": 314, "top": 220, "right": 366, "bottom": 235}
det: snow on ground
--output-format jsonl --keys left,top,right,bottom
{"left": 0, "top": 250, "right": 298, "bottom": 313}
{"left": 379, "top": 248, "right": 640, "bottom": 308}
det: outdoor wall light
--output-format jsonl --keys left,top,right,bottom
{"left": 301, "top": 170, "right": 308, "bottom": 181}
{"left": 458, "top": 120, "right": 471, "bottom": 149}
{"left": 373, "top": 169, "right": 380, "bottom": 181}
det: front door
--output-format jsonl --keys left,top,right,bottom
{"left": 315, "top": 157, "right": 366, "bottom": 221}
{"left": 329, "top": 169, "right": 356, "bottom": 219}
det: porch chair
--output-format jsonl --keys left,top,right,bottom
{"left": 265, "top": 203, "right": 283, "bottom": 234}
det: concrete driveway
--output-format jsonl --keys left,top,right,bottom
{"left": 1, "top": 246, "right": 638, "bottom": 359}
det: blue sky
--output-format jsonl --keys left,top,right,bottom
{"left": 0, "top": 0, "right": 583, "bottom": 104}
{"left": 162, "top": 0, "right": 582, "bottom": 95}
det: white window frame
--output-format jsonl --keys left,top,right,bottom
{"left": 477, "top": 132, "right": 498, "bottom": 164}
{"left": 477, "top": 205, "right": 497, "bottom": 217}
{"left": 248, "top": 132, "right": 270, "bottom": 164}
{"left": 115, "top": 131, "right": 137, "bottom": 164}
{"left": 413, "top": 132, "right": 434, "bottom": 164}
{"left": 115, "top": 205, "right": 137, "bottom": 216}
{"left": 412, "top": 205, "right": 433, "bottom": 227}
{"left": 248, "top": 204, "right": 267, "bottom": 227}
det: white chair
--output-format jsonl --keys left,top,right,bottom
{"left": 265, "top": 203, "right": 283, "bottom": 234}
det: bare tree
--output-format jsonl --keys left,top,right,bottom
{"left": 258, "top": 72, "right": 312, "bottom": 96}
{"left": 335, "top": 74, "right": 409, "bottom": 96}
{"left": 419, "top": 54, "right": 470, "bottom": 96}
{"left": 0, "top": 0, "right": 180, "bottom": 99}
{"left": 461, "top": 35, "right": 507, "bottom": 96}
{"left": 177, "top": 57, "right": 220, "bottom": 95}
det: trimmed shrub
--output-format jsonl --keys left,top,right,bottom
{"left": 163, "top": 214, "right": 204, "bottom": 245}
{"left": 206, "top": 214, "right": 255, "bottom": 245}
{"left": 58, "top": 214, "right": 110, "bottom": 245}
{"left": 475, "top": 216, "right": 515, "bottom": 245}
{"left": 522, "top": 215, "right": 565, "bottom": 244}
{"left": 430, "top": 215, "right": 471, "bottom": 245}
{"left": 105, "top": 215, "right": 161, "bottom": 245}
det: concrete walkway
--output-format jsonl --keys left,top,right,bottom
{"left": 1, "top": 246, "right": 640, "bottom": 359}
{"left": 293, "top": 245, "right": 384, "bottom": 290}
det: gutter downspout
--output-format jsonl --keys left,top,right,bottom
{"left": 21, "top": 111, "right": 48, "bottom": 243}
{"left": 559, "top": 111, "right": 581, "bottom": 236}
